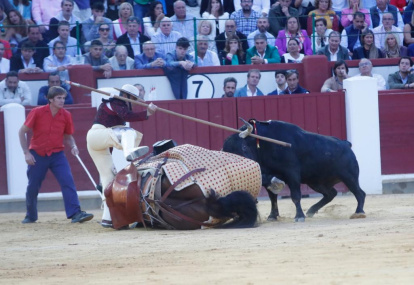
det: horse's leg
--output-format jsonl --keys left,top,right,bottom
{"left": 306, "top": 183, "right": 337, "bottom": 218}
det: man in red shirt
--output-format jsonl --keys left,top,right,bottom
{"left": 87, "top": 84, "right": 157, "bottom": 228}
{"left": 18, "top": 86, "right": 94, "bottom": 224}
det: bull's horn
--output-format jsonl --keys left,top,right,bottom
{"left": 239, "top": 118, "right": 253, "bottom": 139}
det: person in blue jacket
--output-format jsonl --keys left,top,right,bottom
{"left": 38, "top": 72, "right": 73, "bottom": 105}
{"left": 234, "top": 69, "right": 264, "bottom": 97}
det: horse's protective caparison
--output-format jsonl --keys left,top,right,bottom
{"left": 105, "top": 144, "right": 262, "bottom": 230}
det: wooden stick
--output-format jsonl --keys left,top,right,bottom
{"left": 66, "top": 80, "right": 292, "bottom": 147}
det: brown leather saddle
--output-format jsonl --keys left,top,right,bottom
{"left": 104, "top": 163, "right": 144, "bottom": 229}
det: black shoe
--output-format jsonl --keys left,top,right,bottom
{"left": 71, "top": 211, "right": 94, "bottom": 223}
{"left": 21, "top": 216, "right": 36, "bottom": 224}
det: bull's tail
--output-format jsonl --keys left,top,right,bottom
{"left": 206, "top": 190, "right": 258, "bottom": 228}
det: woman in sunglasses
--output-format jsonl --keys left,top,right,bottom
{"left": 83, "top": 23, "right": 116, "bottom": 58}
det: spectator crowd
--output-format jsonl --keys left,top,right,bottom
{"left": 1, "top": 0, "right": 414, "bottom": 104}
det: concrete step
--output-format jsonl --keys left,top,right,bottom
{"left": 382, "top": 174, "right": 414, "bottom": 194}
{"left": 0, "top": 191, "right": 102, "bottom": 214}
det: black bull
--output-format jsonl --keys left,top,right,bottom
{"left": 223, "top": 120, "right": 366, "bottom": 222}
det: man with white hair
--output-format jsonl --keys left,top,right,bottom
{"left": 151, "top": 17, "right": 182, "bottom": 56}
{"left": 372, "top": 12, "right": 403, "bottom": 49}
{"left": 355, "top": 58, "right": 386, "bottom": 90}
{"left": 135, "top": 41, "right": 165, "bottom": 69}
{"left": 170, "top": 0, "right": 195, "bottom": 39}
{"left": 86, "top": 84, "right": 158, "bottom": 228}
{"left": 109, "top": 46, "right": 135, "bottom": 70}
{"left": 189, "top": 36, "right": 220, "bottom": 67}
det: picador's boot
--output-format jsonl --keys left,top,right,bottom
{"left": 121, "top": 130, "right": 149, "bottom": 161}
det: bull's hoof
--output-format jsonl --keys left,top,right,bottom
{"left": 350, "top": 213, "right": 367, "bottom": 219}
{"left": 295, "top": 217, "right": 305, "bottom": 222}
{"left": 267, "top": 215, "right": 278, "bottom": 221}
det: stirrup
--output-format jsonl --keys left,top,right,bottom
{"left": 126, "top": 146, "right": 149, "bottom": 162}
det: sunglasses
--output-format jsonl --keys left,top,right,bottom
{"left": 99, "top": 28, "right": 110, "bottom": 32}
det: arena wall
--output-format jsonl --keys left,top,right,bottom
{"left": 1, "top": 57, "right": 413, "bottom": 196}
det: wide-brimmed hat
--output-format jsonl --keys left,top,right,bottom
{"left": 117, "top": 84, "right": 140, "bottom": 100}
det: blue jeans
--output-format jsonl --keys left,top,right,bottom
{"left": 25, "top": 150, "right": 81, "bottom": 221}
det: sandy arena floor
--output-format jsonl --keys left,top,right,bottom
{"left": 1, "top": 194, "right": 413, "bottom": 284}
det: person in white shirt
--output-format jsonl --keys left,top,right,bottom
{"left": 310, "top": 18, "right": 333, "bottom": 51}
{"left": 247, "top": 16, "right": 276, "bottom": 48}
{"left": 190, "top": 36, "right": 220, "bottom": 66}
{"left": 234, "top": 69, "right": 265, "bottom": 97}
{"left": 281, "top": 38, "right": 305, "bottom": 63}
{"left": 48, "top": 0, "right": 81, "bottom": 40}
{"left": 369, "top": 0, "right": 404, "bottom": 30}
{"left": 143, "top": 1, "right": 165, "bottom": 38}
{"left": 317, "top": 31, "right": 350, "bottom": 61}
{"left": 355, "top": 58, "right": 386, "bottom": 90}
{"left": 0, "top": 71, "right": 31, "bottom": 106}
{"left": 151, "top": 17, "right": 182, "bottom": 56}
{"left": 43, "top": 41, "right": 73, "bottom": 84}
{"left": 48, "top": 21, "right": 79, "bottom": 57}
{"left": 202, "top": 0, "right": 230, "bottom": 37}
{"left": 170, "top": 1, "right": 195, "bottom": 39}
{"left": 0, "top": 42, "right": 10, "bottom": 73}
{"left": 372, "top": 12, "right": 403, "bottom": 50}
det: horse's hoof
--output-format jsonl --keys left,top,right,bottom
{"left": 295, "top": 217, "right": 305, "bottom": 222}
{"left": 350, "top": 213, "right": 366, "bottom": 219}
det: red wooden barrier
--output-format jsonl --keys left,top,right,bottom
{"left": 0, "top": 93, "right": 348, "bottom": 195}
{"left": 379, "top": 92, "right": 414, "bottom": 174}
{"left": 130, "top": 98, "right": 238, "bottom": 150}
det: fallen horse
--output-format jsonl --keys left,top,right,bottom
{"left": 105, "top": 144, "right": 262, "bottom": 230}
